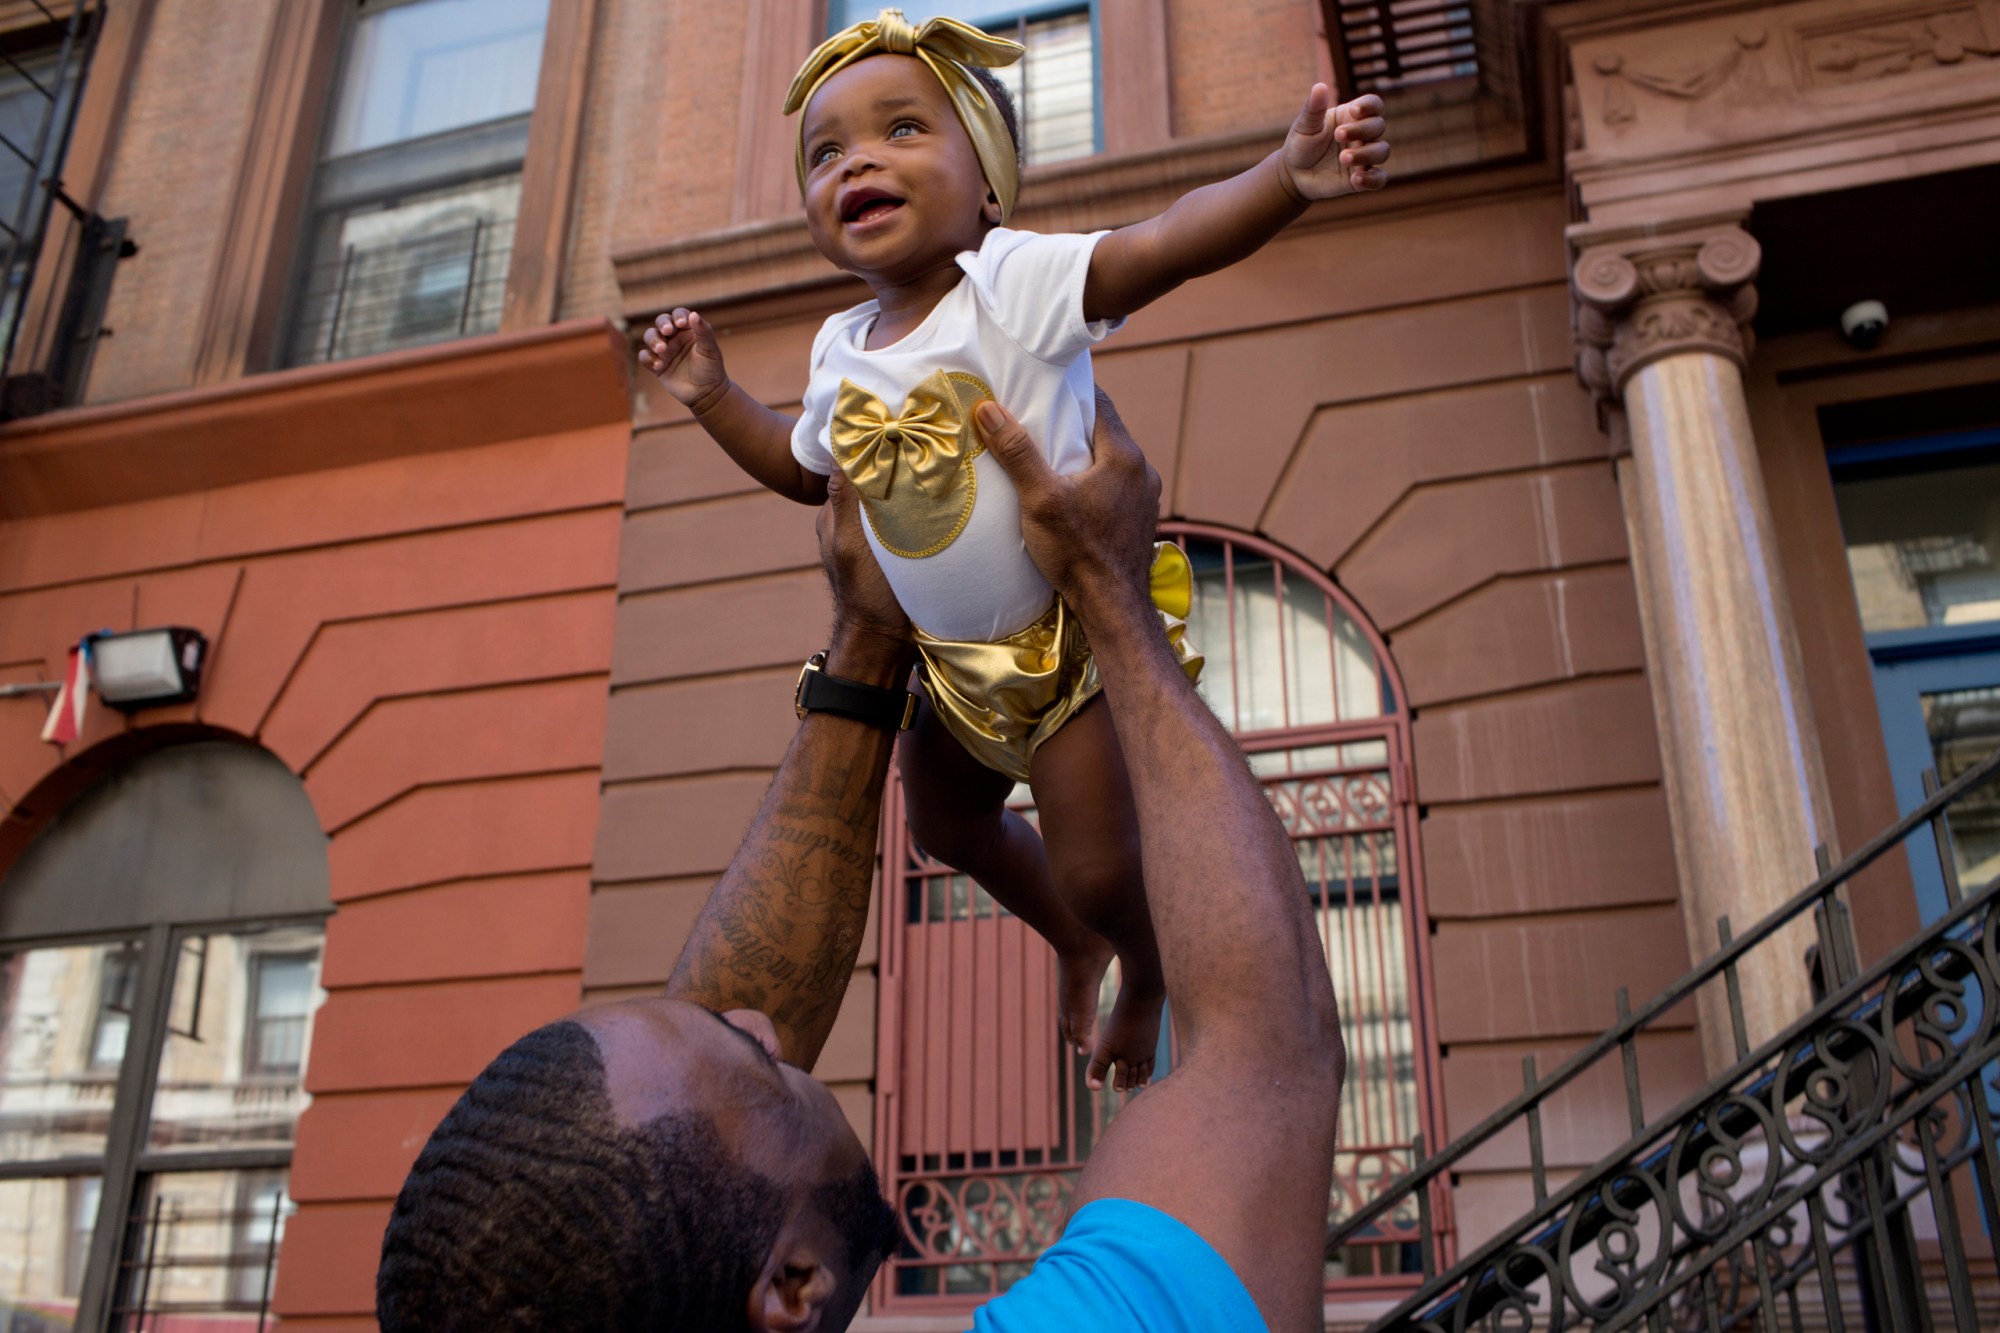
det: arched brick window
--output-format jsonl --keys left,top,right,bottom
{"left": 872, "top": 525, "right": 1442, "bottom": 1308}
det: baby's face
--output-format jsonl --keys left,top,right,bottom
{"left": 800, "top": 54, "right": 999, "bottom": 285}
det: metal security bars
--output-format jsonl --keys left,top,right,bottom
{"left": 0, "top": 0, "right": 113, "bottom": 408}
{"left": 1321, "top": 0, "right": 1479, "bottom": 94}
{"left": 872, "top": 528, "right": 1442, "bottom": 1308}
{"left": 1329, "top": 747, "right": 2000, "bottom": 1332}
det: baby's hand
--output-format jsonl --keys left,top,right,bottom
{"left": 639, "top": 308, "right": 730, "bottom": 413}
{"left": 1280, "top": 83, "right": 1388, "bottom": 200}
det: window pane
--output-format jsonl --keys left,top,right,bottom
{"left": 327, "top": 0, "right": 549, "bottom": 156}
{"left": 146, "top": 927, "right": 324, "bottom": 1155}
{"left": 110, "top": 1168, "right": 294, "bottom": 1329}
{"left": 1834, "top": 447, "right": 2000, "bottom": 633}
{"left": 290, "top": 173, "right": 520, "bottom": 366}
{"left": 0, "top": 1176, "right": 97, "bottom": 1321}
{"left": 1184, "top": 540, "right": 1391, "bottom": 734}
{"left": 0, "top": 942, "right": 142, "bottom": 1162}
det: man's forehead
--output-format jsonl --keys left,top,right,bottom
{"left": 575, "top": 997, "right": 701, "bottom": 1122}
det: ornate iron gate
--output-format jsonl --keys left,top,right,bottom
{"left": 872, "top": 527, "right": 1446, "bottom": 1307}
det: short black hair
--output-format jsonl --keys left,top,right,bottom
{"left": 966, "top": 64, "right": 1023, "bottom": 169}
{"left": 376, "top": 1020, "right": 898, "bottom": 1331}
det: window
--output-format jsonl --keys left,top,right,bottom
{"left": 86, "top": 944, "right": 139, "bottom": 1071}
{"left": 872, "top": 528, "right": 1440, "bottom": 1306}
{"left": 245, "top": 951, "right": 319, "bottom": 1076}
{"left": 285, "top": 0, "right": 550, "bottom": 366}
{"left": 0, "top": 9, "right": 94, "bottom": 387}
{"left": 0, "top": 742, "right": 331, "bottom": 1329}
{"left": 828, "top": 2, "right": 1099, "bottom": 165}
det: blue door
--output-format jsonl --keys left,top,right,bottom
{"left": 1832, "top": 427, "right": 2000, "bottom": 925}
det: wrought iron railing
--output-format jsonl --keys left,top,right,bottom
{"left": 0, "top": 0, "right": 123, "bottom": 416}
{"left": 288, "top": 214, "right": 515, "bottom": 368}
{"left": 1327, "top": 747, "right": 2000, "bottom": 1331}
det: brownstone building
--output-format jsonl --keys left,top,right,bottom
{"left": 0, "top": 0, "right": 1993, "bottom": 1327}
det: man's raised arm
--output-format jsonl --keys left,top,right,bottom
{"left": 977, "top": 396, "right": 1346, "bottom": 1333}
{"left": 665, "top": 475, "right": 914, "bottom": 1069}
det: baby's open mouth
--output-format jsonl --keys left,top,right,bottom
{"left": 841, "top": 189, "right": 906, "bottom": 224}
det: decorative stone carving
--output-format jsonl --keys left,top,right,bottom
{"left": 1593, "top": 30, "right": 1770, "bottom": 130}
{"left": 1571, "top": 223, "right": 1762, "bottom": 405}
{"left": 1796, "top": 5, "right": 1999, "bottom": 85}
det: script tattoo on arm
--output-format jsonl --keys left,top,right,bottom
{"left": 665, "top": 712, "right": 899, "bottom": 1070}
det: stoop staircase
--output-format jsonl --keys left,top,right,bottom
{"left": 1326, "top": 748, "right": 2000, "bottom": 1332}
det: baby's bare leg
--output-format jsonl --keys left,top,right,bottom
{"left": 1029, "top": 694, "right": 1164, "bottom": 1093}
{"left": 897, "top": 688, "right": 1115, "bottom": 1056}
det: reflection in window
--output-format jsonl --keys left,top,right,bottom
{"left": 88, "top": 945, "right": 141, "bottom": 1071}
{"left": 0, "top": 942, "right": 142, "bottom": 1162}
{"left": 0, "top": 1177, "right": 91, "bottom": 1321}
{"left": 287, "top": 0, "right": 549, "bottom": 365}
{"left": 1834, "top": 443, "right": 2000, "bottom": 632}
{"left": 147, "top": 928, "right": 324, "bottom": 1154}
{"left": 247, "top": 952, "right": 319, "bottom": 1076}
{"left": 110, "top": 1168, "right": 296, "bottom": 1328}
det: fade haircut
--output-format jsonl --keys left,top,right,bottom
{"left": 376, "top": 1019, "right": 897, "bottom": 1331}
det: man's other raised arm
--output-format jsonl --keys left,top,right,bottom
{"left": 664, "top": 475, "right": 912, "bottom": 1069}
{"left": 976, "top": 396, "right": 1345, "bottom": 1333}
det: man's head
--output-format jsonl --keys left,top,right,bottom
{"left": 798, "top": 51, "right": 1022, "bottom": 285}
{"left": 376, "top": 1002, "right": 899, "bottom": 1331}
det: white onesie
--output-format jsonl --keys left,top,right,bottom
{"left": 791, "top": 227, "right": 1121, "bottom": 642}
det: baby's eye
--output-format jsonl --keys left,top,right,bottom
{"left": 811, "top": 143, "right": 840, "bottom": 168}
{"left": 889, "top": 122, "right": 920, "bottom": 139}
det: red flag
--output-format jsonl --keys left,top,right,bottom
{"left": 39, "top": 641, "right": 90, "bottom": 746}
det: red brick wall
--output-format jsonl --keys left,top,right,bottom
{"left": 0, "top": 326, "right": 631, "bottom": 1327}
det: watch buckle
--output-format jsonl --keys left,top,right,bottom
{"left": 794, "top": 653, "right": 825, "bottom": 720}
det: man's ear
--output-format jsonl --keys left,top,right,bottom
{"left": 746, "top": 1252, "right": 838, "bottom": 1332}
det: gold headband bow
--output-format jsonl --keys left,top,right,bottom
{"left": 784, "top": 8, "right": 1024, "bottom": 223}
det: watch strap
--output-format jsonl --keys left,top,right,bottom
{"left": 795, "top": 653, "right": 916, "bottom": 730}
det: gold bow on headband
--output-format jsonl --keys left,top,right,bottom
{"left": 830, "top": 369, "right": 991, "bottom": 559}
{"left": 785, "top": 8, "right": 1024, "bottom": 222}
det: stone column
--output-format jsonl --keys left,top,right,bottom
{"left": 1572, "top": 217, "right": 1833, "bottom": 1069}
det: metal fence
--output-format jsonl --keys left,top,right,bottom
{"left": 1331, "top": 748, "right": 2000, "bottom": 1332}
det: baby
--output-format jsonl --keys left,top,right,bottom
{"left": 640, "top": 9, "right": 1388, "bottom": 1092}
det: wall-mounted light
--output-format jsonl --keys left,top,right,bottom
{"left": 91, "top": 628, "right": 207, "bottom": 711}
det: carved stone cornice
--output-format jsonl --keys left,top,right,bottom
{"left": 1570, "top": 220, "right": 1761, "bottom": 403}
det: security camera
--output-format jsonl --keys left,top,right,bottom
{"left": 1841, "top": 300, "right": 1888, "bottom": 350}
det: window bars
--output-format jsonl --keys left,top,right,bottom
{"left": 0, "top": 0, "right": 115, "bottom": 413}
{"left": 1321, "top": 0, "right": 1480, "bottom": 95}
{"left": 1331, "top": 746, "right": 2000, "bottom": 1332}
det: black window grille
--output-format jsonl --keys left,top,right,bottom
{"left": 1323, "top": 0, "right": 1479, "bottom": 94}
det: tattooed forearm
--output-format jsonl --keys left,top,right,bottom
{"left": 665, "top": 711, "right": 899, "bottom": 1069}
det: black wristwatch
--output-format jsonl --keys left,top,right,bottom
{"left": 794, "top": 652, "right": 916, "bottom": 730}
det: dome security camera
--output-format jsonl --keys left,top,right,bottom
{"left": 1841, "top": 299, "right": 1889, "bottom": 350}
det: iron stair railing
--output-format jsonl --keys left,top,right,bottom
{"left": 1327, "top": 746, "right": 2000, "bottom": 1331}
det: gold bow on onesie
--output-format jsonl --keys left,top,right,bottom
{"left": 830, "top": 369, "right": 991, "bottom": 559}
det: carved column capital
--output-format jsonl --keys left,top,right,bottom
{"left": 1570, "top": 221, "right": 1761, "bottom": 404}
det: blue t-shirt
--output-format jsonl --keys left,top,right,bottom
{"left": 970, "top": 1198, "right": 1267, "bottom": 1332}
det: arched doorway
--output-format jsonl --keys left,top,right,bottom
{"left": 0, "top": 740, "right": 330, "bottom": 1331}
{"left": 871, "top": 525, "right": 1443, "bottom": 1307}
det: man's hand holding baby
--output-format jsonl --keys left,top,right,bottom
{"left": 1278, "top": 84, "right": 1389, "bottom": 201}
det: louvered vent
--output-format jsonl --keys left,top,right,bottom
{"left": 1333, "top": 0, "right": 1479, "bottom": 92}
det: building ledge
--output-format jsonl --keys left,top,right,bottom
{"left": 0, "top": 319, "right": 631, "bottom": 519}
{"left": 613, "top": 99, "right": 1530, "bottom": 323}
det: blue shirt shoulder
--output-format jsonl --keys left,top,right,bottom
{"left": 969, "top": 1198, "right": 1267, "bottom": 1332}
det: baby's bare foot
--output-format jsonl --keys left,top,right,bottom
{"left": 1086, "top": 973, "right": 1165, "bottom": 1093}
{"left": 1056, "top": 934, "right": 1114, "bottom": 1058}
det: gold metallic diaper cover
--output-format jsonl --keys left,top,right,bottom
{"left": 830, "top": 369, "right": 992, "bottom": 559}
{"left": 916, "top": 543, "right": 1206, "bottom": 783}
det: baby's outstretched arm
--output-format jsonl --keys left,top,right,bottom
{"left": 640, "top": 308, "right": 830, "bottom": 506}
{"left": 1082, "top": 85, "right": 1387, "bottom": 323}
